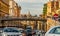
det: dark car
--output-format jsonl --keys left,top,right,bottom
{"left": 25, "top": 26, "right": 32, "bottom": 36}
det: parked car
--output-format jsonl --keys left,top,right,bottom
{"left": 0, "top": 27, "right": 22, "bottom": 36}
{"left": 45, "top": 26, "right": 60, "bottom": 36}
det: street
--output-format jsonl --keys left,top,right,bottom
{"left": 1, "top": 0, "right": 60, "bottom": 36}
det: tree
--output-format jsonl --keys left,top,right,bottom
{"left": 43, "top": 4, "right": 47, "bottom": 16}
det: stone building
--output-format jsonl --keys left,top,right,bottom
{"left": 0, "top": 0, "right": 9, "bottom": 17}
{"left": 9, "top": 0, "right": 21, "bottom": 17}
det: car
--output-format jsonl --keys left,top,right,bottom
{"left": 18, "top": 28, "right": 26, "bottom": 36}
{"left": 0, "top": 27, "right": 22, "bottom": 36}
{"left": 45, "top": 26, "right": 60, "bottom": 36}
{"left": 25, "top": 26, "right": 32, "bottom": 36}
{"left": 18, "top": 28, "right": 24, "bottom": 33}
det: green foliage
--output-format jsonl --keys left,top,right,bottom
{"left": 43, "top": 4, "right": 47, "bottom": 15}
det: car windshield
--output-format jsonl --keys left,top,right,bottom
{"left": 49, "top": 27, "right": 60, "bottom": 34}
{"left": 26, "top": 27, "right": 32, "bottom": 32}
{"left": 4, "top": 28, "right": 19, "bottom": 32}
{"left": 26, "top": 27, "right": 32, "bottom": 30}
{"left": 26, "top": 29, "right": 32, "bottom": 32}
{"left": 26, "top": 27, "right": 32, "bottom": 29}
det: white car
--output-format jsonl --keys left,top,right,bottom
{"left": 0, "top": 27, "right": 22, "bottom": 36}
{"left": 45, "top": 26, "right": 60, "bottom": 36}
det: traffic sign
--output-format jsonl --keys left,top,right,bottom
{"left": 54, "top": 14, "right": 58, "bottom": 18}
{"left": 53, "top": 14, "right": 58, "bottom": 20}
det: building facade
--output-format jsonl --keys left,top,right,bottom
{"left": 46, "top": 0, "right": 59, "bottom": 31}
{"left": 47, "top": 0, "right": 59, "bottom": 17}
{"left": 42, "top": 0, "right": 60, "bottom": 31}
{"left": 0, "top": 0, "right": 21, "bottom": 27}
{"left": 17, "top": 6, "right": 21, "bottom": 17}
{"left": 9, "top": 0, "right": 21, "bottom": 17}
{"left": 0, "top": 0, "right": 9, "bottom": 17}
{"left": 47, "top": 1, "right": 52, "bottom": 17}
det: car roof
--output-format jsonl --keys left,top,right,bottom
{"left": 50, "top": 26, "right": 60, "bottom": 29}
{"left": 48, "top": 26, "right": 60, "bottom": 30}
{"left": 46, "top": 26, "right": 60, "bottom": 34}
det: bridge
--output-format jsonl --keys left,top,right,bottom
{"left": 0, "top": 17, "right": 47, "bottom": 31}
{"left": 0, "top": 17, "right": 47, "bottom": 21}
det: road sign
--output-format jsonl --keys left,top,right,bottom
{"left": 54, "top": 14, "right": 58, "bottom": 17}
{"left": 53, "top": 14, "right": 58, "bottom": 20}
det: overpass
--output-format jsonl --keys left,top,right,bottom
{"left": 0, "top": 17, "right": 47, "bottom": 31}
{"left": 0, "top": 17, "right": 47, "bottom": 21}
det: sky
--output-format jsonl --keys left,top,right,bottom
{"left": 14, "top": 0, "right": 49, "bottom": 16}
